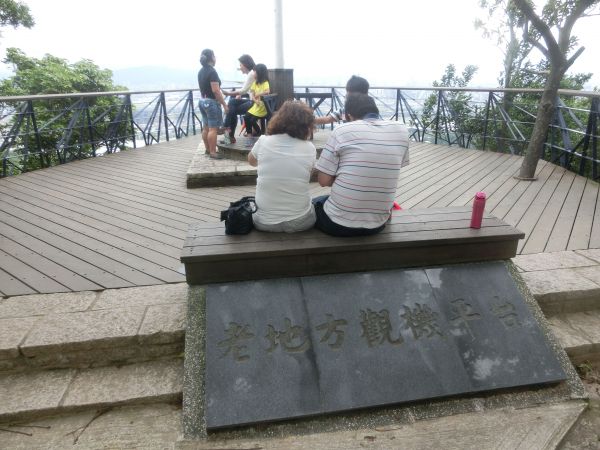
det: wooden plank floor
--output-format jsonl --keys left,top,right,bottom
{"left": 0, "top": 134, "right": 598, "bottom": 297}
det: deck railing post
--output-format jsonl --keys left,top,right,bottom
{"left": 83, "top": 98, "right": 97, "bottom": 158}
{"left": 482, "top": 91, "right": 493, "bottom": 151}
{"left": 593, "top": 98, "right": 599, "bottom": 180}
{"left": 394, "top": 88, "right": 400, "bottom": 122}
{"left": 126, "top": 94, "right": 137, "bottom": 149}
{"left": 434, "top": 90, "right": 442, "bottom": 145}
{"left": 160, "top": 92, "right": 169, "bottom": 142}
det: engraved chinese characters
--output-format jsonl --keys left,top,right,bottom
{"left": 216, "top": 298, "right": 525, "bottom": 362}
{"left": 204, "top": 262, "right": 566, "bottom": 429}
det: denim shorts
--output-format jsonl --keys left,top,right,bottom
{"left": 198, "top": 98, "right": 223, "bottom": 129}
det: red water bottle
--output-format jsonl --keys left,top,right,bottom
{"left": 470, "top": 192, "right": 486, "bottom": 229}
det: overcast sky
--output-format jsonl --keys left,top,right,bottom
{"left": 0, "top": 0, "right": 598, "bottom": 89}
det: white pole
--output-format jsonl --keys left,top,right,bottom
{"left": 274, "top": 0, "right": 284, "bottom": 68}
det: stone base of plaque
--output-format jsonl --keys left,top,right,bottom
{"left": 181, "top": 261, "right": 585, "bottom": 442}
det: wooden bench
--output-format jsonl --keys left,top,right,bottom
{"left": 180, "top": 206, "right": 524, "bottom": 285}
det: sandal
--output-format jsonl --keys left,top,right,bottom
{"left": 209, "top": 153, "right": 225, "bottom": 160}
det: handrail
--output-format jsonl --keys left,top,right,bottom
{"left": 1, "top": 86, "right": 598, "bottom": 102}
{"left": 0, "top": 86, "right": 598, "bottom": 180}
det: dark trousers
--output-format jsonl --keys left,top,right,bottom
{"left": 244, "top": 112, "right": 264, "bottom": 136}
{"left": 312, "top": 195, "right": 386, "bottom": 237}
{"left": 225, "top": 97, "right": 253, "bottom": 137}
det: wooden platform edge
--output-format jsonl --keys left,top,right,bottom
{"left": 183, "top": 238, "right": 521, "bottom": 285}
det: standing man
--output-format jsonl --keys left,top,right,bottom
{"left": 313, "top": 93, "right": 409, "bottom": 237}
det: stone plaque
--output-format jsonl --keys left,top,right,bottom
{"left": 204, "top": 262, "right": 565, "bottom": 429}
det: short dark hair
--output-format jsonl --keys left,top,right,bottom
{"left": 238, "top": 54, "right": 255, "bottom": 71}
{"left": 346, "top": 75, "right": 369, "bottom": 94}
{"left": 345, "top": 93, "right": 379, "bottom": 119}
{"left": 267, "top": 100, "right": 315, "bottom": 140}
{"left": 200, "top": 49, "right": 215, "bottom": 67}
{"left": 254, "top": 63, "right": 269, "bottom": 84}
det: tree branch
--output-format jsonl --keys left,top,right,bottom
{"left": 566, "top": 45, "right": 586, "bottom": 69}
{"left": 512, "top": 0, "right": 561, "bottom": 59}
{"left": 559, "top": 0, "right": 597, "bottom": 53}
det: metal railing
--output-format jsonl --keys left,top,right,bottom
{"left": 300, "top": 85, "right": 599, "bottom": 180}
{"left": 0, "top": 89, "right": 202, "bottom": 177}
{"left": 1, "top": 86, "right": 598, "bottom": 180}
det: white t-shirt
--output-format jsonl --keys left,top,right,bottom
{"left": 250, "top": 134, "right": 317, "bottom": 225}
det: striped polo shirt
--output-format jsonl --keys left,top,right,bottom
{"left": 315, "top": 118, "right": 409, "bottom": 229}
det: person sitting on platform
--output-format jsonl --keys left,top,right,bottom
{"left": 243, "top": 63, "right": 271, "bottom": 137}
{"left": 248, "top": 101, "right": 317, "bottom": 233}
{"left": 312, "top": 93, "right": 410, "bottom": 237}
{"left": 220, "top": 54, "right": 256, "bottom": 144}
{"left": 314, "top": 75, "right": 370, "bottom": 126}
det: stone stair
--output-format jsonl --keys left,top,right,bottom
{"left": 513, "top": 249, "right": 600, "bottom": 366}
{"left": 0, "top": 284, "right": 189, "bottom": 424}
{"left": 0, "top": 251, "right": 599, "bottom": 448}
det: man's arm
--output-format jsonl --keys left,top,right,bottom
{"left": 317, "top": 171, "right": 335, "bottom": 187}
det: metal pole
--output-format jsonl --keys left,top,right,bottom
{"left": 274, "top": 0, "right": 284, "bottom": 68}
{"left": 482, "top": 91, "right": 493, "bottom": 151}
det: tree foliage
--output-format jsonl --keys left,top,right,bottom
{"left": 510, "top": 0, "right": 599, "bottom": 178}
{"left": 0, "top": 49, "right": 129, "bottom": 174}
{"left": 475, "top": 0, "right": 599, "bottom": 178}
{"left": 420, "top": 64, "right": 485, "bottom": 148}
{"left": 0, "top": 0, "right": 34, "bottom": 30}
{"left": 475, "top": 0, "right": 533, "bottom": 89}
{"left": 1, "top": 48, "right": 123, "bottom": 95}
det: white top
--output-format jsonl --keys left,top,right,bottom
{"left": 315, "top": 118, "right": 409, "bottom": 229}
{"left": 238, "top": 71, "right": 256, "bottom": 95}
{"left": 250, "top": 134, "right": 317, "bottom": 225}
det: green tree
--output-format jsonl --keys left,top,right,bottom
{"left": 421, "top": 64, "right": 484, "bottom": 148}
{"left": 476, "top": 0, "right": 596, "bottom": 161}
{"left": 475, "top": 0, "right": 532, "bottom": 90}
{"left": 510, "top": 0, "right": 599, "bottom": 179}
{"left": 0, "top": 48, "right": 128, "bottom": 174}
{"left": 0, "top": 0, "right": 34, "bottom": 31}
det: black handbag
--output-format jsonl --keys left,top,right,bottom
{"left": 220, "top": 196, "right": 258, "bottom": 235}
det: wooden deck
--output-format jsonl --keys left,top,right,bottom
{"left": 0, "top": 135, "right": 598, "bottom": 296}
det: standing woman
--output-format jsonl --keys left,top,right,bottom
{"left": 248, "top": 101, "right": 317, "bottom": 232}
{"left": 244, "top": 63, "right": 270, "bottom": 137}
{"left": 197, "top": 49, "right": 228, "bottom": 159}
{"left": 221, "top": 54, "right": 256, "bottom": 144}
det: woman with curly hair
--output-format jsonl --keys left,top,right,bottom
{"left": 248, "top": 101, "right": 316, "bottom": 232}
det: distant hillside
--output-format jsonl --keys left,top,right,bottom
{"left": 112, "top": 66, "right": 197, "bottom": 91}
{"left": 112, "top": 66, "right": 242, "bottom": 91}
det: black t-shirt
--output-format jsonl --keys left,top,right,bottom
{"left": 198, "top": 65, "right": 221, "bottom": 99}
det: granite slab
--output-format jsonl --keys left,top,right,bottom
{"left": 204, "top": 262, "right": 566, "bottom": 429}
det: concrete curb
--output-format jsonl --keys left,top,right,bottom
{"left": 0, "top": 284, "right": 187, "bottom": 373}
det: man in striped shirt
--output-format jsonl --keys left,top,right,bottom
{"left": 313, "top": 93, "right": 409, "bottom": 237}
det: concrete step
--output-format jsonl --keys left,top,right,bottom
{"left": 0, "top": 284, "right": 188, "bottom": 374}
{"left": 547, "top": 310, "right": 600, "bottom": 365}
{"left": 0, "top": 358, "right": 183, "bottom": 423}
{"left": 0, "top": 399, "right": 589, "bottom": 450}
{"left": 513, "top": 250, "right": 600, "bottom": 316}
